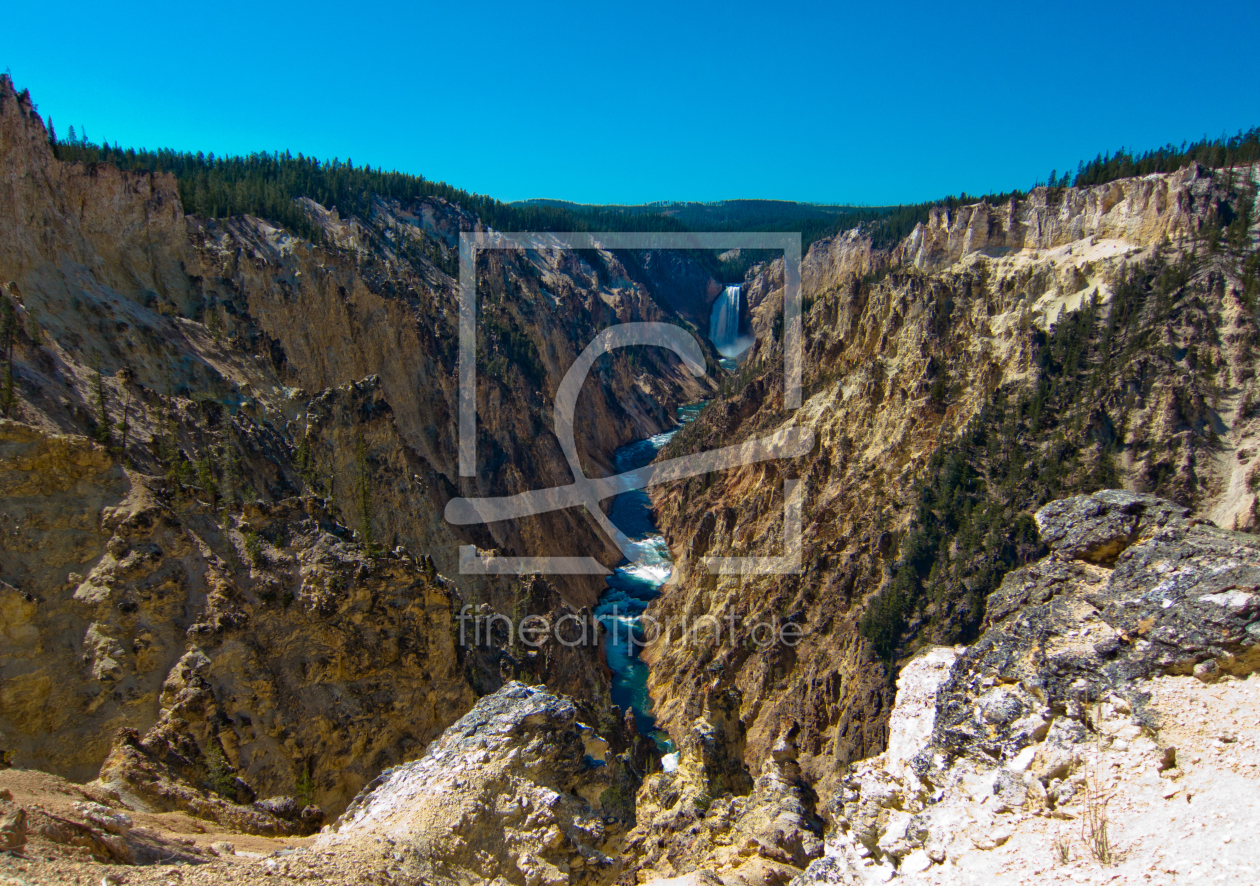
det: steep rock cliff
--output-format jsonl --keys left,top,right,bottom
{"left": 0, "top": 416, "right": 474, "bottom": 816}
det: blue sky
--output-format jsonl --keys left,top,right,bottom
{"left": 7, "top": 1, "right": 1260, "bottom": 206}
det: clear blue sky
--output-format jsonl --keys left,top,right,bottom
{"left": 7, "top": 0, "right": 1260, "bottom": 206}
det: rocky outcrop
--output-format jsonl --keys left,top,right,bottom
{"left": 0, "top": 792, "right": 25, "bottom": 854}
{"left": 893, "top": 168, "right": 1211, "bottom": 273}
{"left": 935, "top": 490, "right": 1260, "bottom": 762}
{"left": 95, "top": 726, "right": 323, "bottom": 836}
{"left": 626, "top": 688, "right": 824, "bottom": 885}
{"left": 0, "top": 423, "right": 172, "bottom": 779}
{"left": 0, "top": 420, "right": 475, "bottom": 815}
{"left": 317, "top": 682, "right": 634, "bottom": 886}
{"left": 793, "top": 490, "right": 1260, "bottom": 883}
{"left": 0, "top": 769, "right": 234, "bottom": 872}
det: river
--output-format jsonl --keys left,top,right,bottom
{"left": 593, "top": 402, "right": 704, "bottom": 752}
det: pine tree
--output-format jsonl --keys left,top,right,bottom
{"left": 294, "top": 432, "right": 313, "bottom": 485}
{"left": 158, "top": 408, "right": 190, "bottom": 492}
{"left": 221, "top": 438, "right": 240, "bottom": 511}
{"left": 196, "top": 452, "right": 218, "bottom": 507}
{"left": 93, "top": 369, "right": 111, "bottom": 446}
{"left": 116, "top": 386, "right": 132, "bottom": 460}
{"left": 1228, "top": 186, "right": 1256, "bottom": 252}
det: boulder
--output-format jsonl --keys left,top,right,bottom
{"left": 318, "top": 682, "right": 633, "bottom": 886}
{"left": 0, "top": 802, "right": 26, "bottom": 853}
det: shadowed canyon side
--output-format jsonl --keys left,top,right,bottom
{"left": 646, "top": 160, "right": 1260, "bottom": 798}
{"left": 0, "top": 76, "right": 717, "bottom": 819}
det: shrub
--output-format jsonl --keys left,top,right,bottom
{"left": 243, "top": 530, "right": 264, "bottom": 565}
{"left": 203, "top": 741, "right": 238, "bottom": 802}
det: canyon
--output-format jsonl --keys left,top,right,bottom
{"left": 1, "top": 71, "right": 1259, "bottom": 886}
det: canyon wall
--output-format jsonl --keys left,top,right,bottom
{"left": 0, "top": 77, "right": 713, "bottom": 816}
{"left": 647, "top": 160, "right": 1260, "bottom": 801}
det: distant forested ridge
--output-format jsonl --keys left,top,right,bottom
{"left": 40, "top": 102, "right": 1260, "bottom": 258}
{"left": 45, "top": 132, "right": 688, "bottom": 244}
{"left": 520, "top": 196, "right": 994, "bottom": 252}
{"left": 525, "top": 129, "right": 1260, "bottom": 254}
{"left": 48, "top": 125, "right": 935, "bottom": 254}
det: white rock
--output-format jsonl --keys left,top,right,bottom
{"left": 885, "top": 646, "right": 965, "bottom": 766}
{"left": 962, "top": 771, "right": 990, "bottom": 802}
{"left": 1198, "top": 591, "right": 1255, "bottom": 609}
{"left": 1008, "top": 746, "right": 1038, "bottom": 773}
{"left": 900, "top": 849, "right": 933, "bottom": 874}
{"left": 970, "top": 825, "right": 1013, "bottom": 851}
{"left": 878, "top": 810, "right": 913, "bottom": 855}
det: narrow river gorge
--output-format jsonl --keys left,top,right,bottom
{"left": 593, "top": 286, "right": 748, "bottom": 753}
{"left": 593, "top": 402, "right": 704, "bottom": 753}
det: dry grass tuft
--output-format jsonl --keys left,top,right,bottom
{"left": 1081, "top": 769, "right": 1115, "bottom": 865}
{"left": 1052, "top": 830, "right": 1073, "bottom": 865}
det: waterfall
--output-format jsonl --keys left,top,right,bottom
{"left": 709, "top": 284, "right": 753, "bottom": 359}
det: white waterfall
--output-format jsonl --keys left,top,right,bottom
{"left": 709, "top": 284, "right": 753, "bottom": 359}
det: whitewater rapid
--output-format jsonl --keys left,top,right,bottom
{"left": 592, "top": 403, "right": 703, "bottom": 751}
